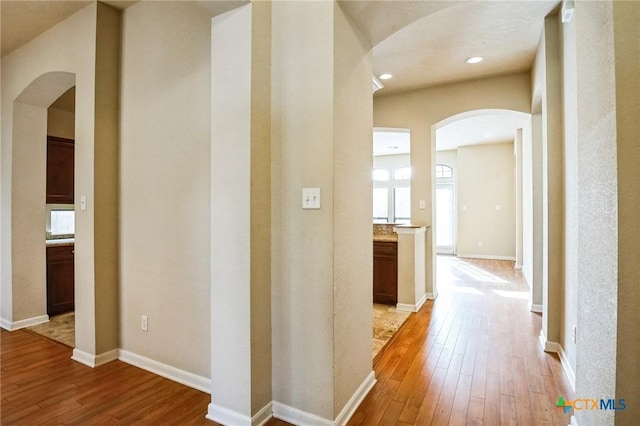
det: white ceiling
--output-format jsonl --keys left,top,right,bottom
{"left": 373, "top": 128, "right": 411, "bottom": 156}
{"left": 4, "top": 1, "right": 549, "bottom": 150}
{"left": 436, "top": 114, "right": 530, "bottom": 151}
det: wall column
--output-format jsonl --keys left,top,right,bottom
{"left": 208, "top": 3, "right": 272, "bottom": 424}
{"left": 539, "top": 16, "right": 563, "bottom": 351}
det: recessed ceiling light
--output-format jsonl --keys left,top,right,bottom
{"left": 465, "top": 56, "right": 484, "bottom": 64}
{"left": 379, "top": 73, "right": 393, "bottom": 80}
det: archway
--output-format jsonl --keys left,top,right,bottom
{"left": 5, "top": 71, "right": 76, "bottom": 331}
{"left": 431, "top": 108, "right": 535, "bottom": 304}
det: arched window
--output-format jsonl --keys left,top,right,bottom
{"left": 372, "top": 168, "right": 390, "bottom": 181}
{"left": 393, "top": 167, "right": 411, "bottom": 180}
{"left": 436, "top": 164, "right": 453, "bottom": 179}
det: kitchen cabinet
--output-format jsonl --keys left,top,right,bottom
{"left": 46, "top": 136, "right": 74, "bottom": 204}
{"left": 46, "top": 244, "right": 74, "bottom": 316}
{"left": 373, "top": 241, "right": 397, "bottom": 305}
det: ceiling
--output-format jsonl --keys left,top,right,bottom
{"left": 373, "top": 128, "right": 411, "bottom": 156}
{"left": 3, "top": 0, "right": 555, "bottom": 150}
{"left": 436, "top": 113, "right": 530, "bottom": 151}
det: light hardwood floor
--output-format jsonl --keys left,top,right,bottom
{"left": 349, "top": 256, "right": 574, "bottom": 425}
{"left": 1, "top": 256, "right": 573, "bottom": 425}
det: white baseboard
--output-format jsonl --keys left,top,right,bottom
{"left": 529, "top": 304, "right": 543, "bottom": 313}
{"left": 558, "top": 345, "right": 576, "bottom": 393}
{"left": 253, "top": 402, "right": 274, "bottom": 426}
{"left": 538, "top": 330, "right": 560, "bottom": 353}
{"left": 334, "top": 371, "right": 376, "bottom": 426}
{"left": 457, "top": 254, "right": 517, "bottom": 261}
{"left": 396, "top": 293, "right": 427, "bottom": 313}
{"left": 272, "top": 371, "right": 376, "bottom": 426}
{"left": 272, "top": 401, "right": 333, "bottom": 426}
{"left": 207, "top": 402, "right": 252, "bottom": 426}
{"left": 71, "top": 348, "right": 118, "bottom": 367}
{"left": 119, "top": 349, "right": 211, "bottom": 394}
{"left": 515, "top": 263, "right": 523, "bottom": 270}
{"left": 426, "top": 292, "right": 437, "bottom": 300}
{"left": 1, "top": 314, "right": 49, "bottom": 330}
{"left": 207, "top": 401, "right": 273, "bottom": 426}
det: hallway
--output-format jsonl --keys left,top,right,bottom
{"left": 349, "top": 256, "right": 574, "bottom": 425}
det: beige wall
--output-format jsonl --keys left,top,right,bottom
{"left": 613, "top": 1, "right": 640, "bottom": 423}
{"left": 0, "top": 3, "right": 118, "bottom": 361}
{"left": 271, "top": 1, "right": 373, "bottom": 420}
{"left": 47, "top": 108, "right": 75, "bottom": 139}
{"left": 574, "top": 0, "right": 618, "bottom": 420}
{"left": 333, "top": 2, "right": 373, "bottom": 416}
{"left": 374, "top": 72, "right": 531, "bottom": 297}
{"left": 119, "top": 1, "right": 211, "bottom": 377}
{"left": 457, "top": 142, "right": 516, "bottom": 258}
{"left": 209, "top": 2, "right": 272, "bottom": 418}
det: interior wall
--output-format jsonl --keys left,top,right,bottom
{"left": 47, "top": 108, "right": 75, "bottom": 139}
{"left": 559, "top": 9, "right": 579, "bottom": 379}
{"left": 613, "top": 1, "right": 640, "bottom": 422}
{"left": 457, "top": 142, "right": 516, "bottom": 259}
{"left": 573, "top": 2, "right": 619, "bottom": 424}
{"left": 332, "top": 2, "right": 373, "bottom": 416}
{"left": 374, "top": 72, "right": 531, "bottom": 297}
{"left": 119, "top": 1, "right": 211, "bottom": 377}
{"left": 271, "top": 1, "right": 336, "bottom": 418}
{"left": 0, "top": 4, "right": 100, "bottom": 357}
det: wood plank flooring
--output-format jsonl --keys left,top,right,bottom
{"left": 349, "top": 256, "right": 574, "bottom": 426}
{"left": 2, "top": 256, "right": 573, "bottom": 425}
{"left": 0, "top": 329, "right": 288, "bottom": 425}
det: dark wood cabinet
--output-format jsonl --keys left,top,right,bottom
{"left": 373, "top": 241, "right": 398, "bottom": 305}
{"left": 46, "top": 136, "right": 74, "bottom": 204}
{"left": 46, "top": 244, "right": 74, "bottom": 316}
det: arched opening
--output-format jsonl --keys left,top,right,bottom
{"left": 431, "top": 108, "right": 534, "bottom": 304}
{"left": 7, "top": 72, "right": 76, "bottom": 335}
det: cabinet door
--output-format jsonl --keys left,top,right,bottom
{"left": 373, "top": 242, "right": 398, "bottom": 305}
{"left": 47, "top": 245, "right": 74, "bottom": 316}
{"left": 46, "top": 136, "right": 74, "bottom": 204}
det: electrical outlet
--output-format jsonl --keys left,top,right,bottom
{"left": 477, "top": 241, "right": 483, "bottom": 247}
{"left": 141, "top": 315, "right": 148, "bottom": 332}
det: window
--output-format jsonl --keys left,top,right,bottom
{"left": 436, "top": 164, "right": 453, "bottom": 179}
{"left": 393, "top": 167, "right": 411, "bottom": 180}
{"left": 373, "top": 166, "right": 411, "bottom": 223}
{"left": 372, "top": 168, "right": 390, "bottom": 181}
{"left": 373, "top": 188, "right": 389, "bottom": 223}
{"left": 50, "top": 210, "right": 75, "bottom": 236}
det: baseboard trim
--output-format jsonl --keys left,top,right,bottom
{"left": 207, "top": 402, "right": 252, "bottom": 426}
{"left": 426, "top": 292, "right": 437, "bottom": 300}
{"left": 538, "top": 330, "right": 560, "bottom": 353}
{"left": 1, "top": 314, "right": 49, "bottom": 330}
{"left": 207, "top": 401, "right": 272, "bottom": 426}
{"left": 272, "top": 401, "right": 333, "bottom": 426}
{"left": 119, "top": 349, "right": 211, "bottom": 394}
{"left": 529, "top": 304, "right": 543, "bottom": 313}
{"left": 558, "top": 345, "right": 576, "bottom": 393}
{"left": 334, "top": 371, "right": 376, "bottom": 426}
{"left": 396, "top": 294, "right": 427, "bottom": 313}
{"left": 253, "top": 402, "right": 274, "bottom": 426}
{"left": 457, "top": 254, "right": 517, "bottom": 261}
{"left": 71, "top": 348, "right": 119, "bottom": 367}
{"left": 515, "top": 263, "right": 523, "bottom": 270}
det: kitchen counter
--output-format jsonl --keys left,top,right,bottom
{"left": 373, "top": 234, "right": 398, "bottom": 242}
{"left": 46, "top": 238, "right": 74, "bottom": 247}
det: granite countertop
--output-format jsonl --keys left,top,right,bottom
{"left": 46, "top": 238, "right": 75, "bottom": 247}
{"left": 373, "top": 234, "right": 398, "bottom": 242}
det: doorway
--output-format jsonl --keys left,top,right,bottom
{"left": 436, "top": 182, "right": 456, "bottom": 255}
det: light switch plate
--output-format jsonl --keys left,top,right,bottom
{"left": 302, "top": 188, "right": 321, "bottom": 209}
{"left": 419, "top": 200, "right": 426, "bottom": 209}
